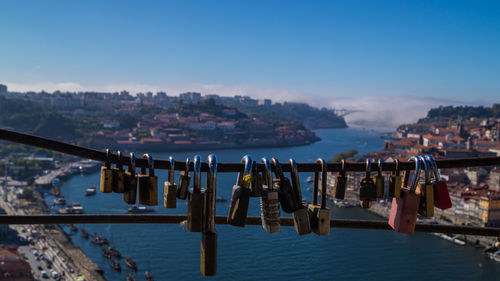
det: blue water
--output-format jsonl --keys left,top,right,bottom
{"left": 50, "top": 129, "right": 500, "bottom": 281}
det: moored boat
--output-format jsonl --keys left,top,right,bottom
{"left": 126, "top": 274, "right": 136, "bottom": 281}
{"left": 85, "top": 186, "right": 97, "bottom": 196}
{"left": 70, "top": 224, "right": 78, "bottom": 232}
{"left": 71, "top": 202, "right": 84, "bottom": 214}
{"left": 53, "top": 197, "right": 66, "bottom": 205}
{"left": 109, "top": 258, "right": 121, "bottom": 271}
{"left": 125, "top": 256, "right": 137, "bottom": 271}
{"left": 145, "top": 271, "right": 154, "bottom": 281}
{"left": 127, "top": 205, "right": 155, "bottom": 213}
{"left": 216, "top": 196, "right": 227, "bottom": 202}
{"left": 80, "top": 228, "right": 89, "bottom": 239}
{"left": 91, "top": 234, "right": 109, "bottom": 245}
{"left": 102, "top": 248, "right": 112, "bottom": 259}
{"left": 108, "top": 246, "right": 122, "bottom": 258}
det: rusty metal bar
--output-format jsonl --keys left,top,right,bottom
{"left": 2, "top": 215, "right": 500, "bottom": 236}
{"left": 1, "top": 129, "right": 499, "bottom": 173}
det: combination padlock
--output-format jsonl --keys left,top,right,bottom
{"left": 290, "top": 158, "right": 311, "bottom": 235}
{"left": 388, "top": 159, "right": 402, "bottom": 198}
{"left": 227, "top": 155, "right": 253, "bottom": 227}
{"left": 418, "top": 156, "right": 434, "bottom": 218}
{"left": 388, "top": 156, "right": 421, "bottom": 235}
{"left": 123, "top": 152, "right": 138, "bottom": 204}
{"left": 177, "top": 158, "right": 191, "bottom": 200}
{"left": 187, "top": 155, "right": 204, "bottom": 232}
{"left": 359, "top": 159, "right": 377, "bottom": 208}
{"left": 137, "top": 154, "right": 158, "bottom": 206}
{"left": 163, "top": 156, "right": 177, "bottom": 208}
{"left": 99, "top": 149, "right": 113, "bottom": 193}
{"left": 272, "top": 158, "right": 299, "bottom": 213}
{"left": 308, "top": 158, "right": 331, "bottom": 236}
{"left": 375, "top": 159, "right": 385, "bottom": 198}
{"left": 426, "top": 154, "right": 452, "bottom": 210}
{"left": 112, "top": 150, "right": 126, "bottom": 193}
{"left": 334, "top": 159, "right": 347, "bottom": 200}
{"left": 260, "top": 157, "right": 280, "bottom": 234}
{"left": 201, "top": 154, "right": 218, "bottom": 276}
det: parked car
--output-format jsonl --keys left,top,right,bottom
{"left": 40, "top": 270, "right": 48, "bottom": 278}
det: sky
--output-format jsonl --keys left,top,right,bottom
{"left": 1, "top": 0, "right": 499, "bottom": 128}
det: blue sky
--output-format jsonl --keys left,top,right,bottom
{"left": 1, "top": 0, "right": 499, "bottom": 127}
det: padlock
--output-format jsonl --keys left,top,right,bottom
{"left": 163, "top": 156, "right": 177, "bottom": 208}
{"left": 112, "top": 150, "right": 126, "bottom": 193}
{"left": 334, "top": 159, "right": 347, "bottom": 200}
{"left": 359, "top": 159, "right": 377, "bottom": 208}
{"left": 426, "top": 154, "right": 452, "bottom": 210}
{"left": 187, "top": 155, "right": 204, "bottom": 232}
{"left": 308, "top": 158, "right": 331, "bottom": 236}
{"left": 137, "top": 154, "right": 158, "bottom": 206}
{"left": 418, "top": 156, "right": 434, "bottom": 218}
{"left": 250, "top": 161, "right": 262, "bottom": 197}
{"left": 99, "top": 149, "right": 113, "bottom": 193}
{"left": 271, "top": 158, "right": 299, "bottom": 213}
{"left": 388, "top": 156, "right": 421, "bottom": 235}
{"left": 375, "top": 159, "right": 385, "bottom": 198}
{"left": 123, "top": 152, "right": 138, "bottom": 204}
{"left": 388, "top": 159, "right": 402, "bottom": 198}
{"left": 260, "top": 157, "right": 280, "bottom": 234}
{"left": 201, "top": 154, "right": 218, "bottom": 276}
{"left": 177, "top": 158, "right": 191, "bottom": 200}
{"left": 289, "top": 158, "right": 311, "bottom": 235}
{"left": 227, "top": 155, "right": 253, "bottom": 227}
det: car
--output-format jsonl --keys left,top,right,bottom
{"left": 51, "top": 270, "right": 59, "bottom": 280}
{"left": 46, "top": 263, "right": 52, "bottom": 269}
{"left": 33, "top": 250, "right": 39, "bottom": 256}
{"left": 40, "top": 270, "right": 48, "bottom": 278}
{"left": 37, "top": 265, "right": 43, "bottom": 271}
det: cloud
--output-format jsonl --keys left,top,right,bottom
{"left": 6, "top": 82, "right": 85, "bottom": 93}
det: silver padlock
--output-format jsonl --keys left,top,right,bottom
{"left": 289, "top": 158, "right": 311, "bottom": 235}
{"left": 260, "top": 157, "right": 280, "bottom": 234}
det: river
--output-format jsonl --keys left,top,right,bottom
{"left": 47, "top": 128, "right": 500, "bottom": 281}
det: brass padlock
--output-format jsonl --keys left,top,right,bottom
{"left": 100, "top": 149, "right": 113, "bottom": 193}
{"left": 289, "top": 158, "right": 311, "bottom": 235}
{"left": 375, "top": 159, "right": 385, "bottom": 198}
{"left": 112, "top": 150, "right": 126, "bottom": 193}
{"left": 201, "top": 154, "right": 218, "bottom": 276}
{"left": 188, "top": 155, "right": 204, "bottom": 232}
{"left": 227, "top": 155, "right": 253, "bottom": 227}
{"left": 177, "top": 158, "right": 191, "bottom": 200}
{"left": 359, "top": 159, "right": 377, "bottom": 208}
{"left": 308, "top": 158, "right": 331, "bottom": 236}
{"left": 388, "top": 159, "right": 402, "bottom": 198}
{"left": 123, "top": 152, "right": 138, "bottom": 204}
{"left": 334, "top": 159, "right": 347, "bottom": 199}
{"left": 163, "top": 156, "right": 177, "bottom": 208}
{"left": 138, "top": 154, "right": 158, "bottom": 206}
{"left": 418, "top": 156, "right": 434, "bottom": 218}
{"left": 272, "top": 158, "right": 299, "bottom": 213}
{"left": 260, "top": 157, "right": 280, "bottom": 234}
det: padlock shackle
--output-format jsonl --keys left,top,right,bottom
{"left": 316, "top": 158, "right": 328, "bottom": 209}
{"left": 168, "top": 156, "right": 175, "bottom": 184}
{"left": 418, "top": 156, "right": 431, "bottom": 185}
{"left": 261, "top": 157, "right": 273, "bottom": 188}
{"left": 289, "top": 158, "right": 304, "bottom": 204}
{"left": 127, "top": 152, "right": 136, "bottom": 174}
{"left": 105, "top": 148, "right": 111, "bottom": 169}
{"left": 236, "top": 155, "right": 253, "bottom": 188}
{"left": 394, "top": 159, "right": 400, "bottom": 176}
{"left": 340, "top": 159, "right": 346, "bottom": 176}
{"left": 365, "top": 158, "right": 371, "bottom": 178}
{"left": 425, "top": 155, "right": 441, "bottom": 182}
{"left": 271, "top": 158, "right": 286, "bottom": 181}
{"left": 193, "top": 155, "right": 202, "bottom": 193}
{"left": 403, "top": 156, "right": 421, "bottom": 192}
{"left": 205, "top": 154, "right": 217, "bottom": 233}
{"left": 377, "top": 159, "right": 382, "bottom": 176}
{"left": 142, "top": 154, "right": 154, "bottom": 177}
{"left": 184, "top": 157, "right": 191, "bottom": 174}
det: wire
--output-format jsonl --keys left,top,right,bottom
{"left": 1, "top": 128, "right": 499, "bottom": 173}
{"left": 2, "top": 215, "right": 500, "bottom": 236}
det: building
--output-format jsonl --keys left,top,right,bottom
{"left": 0, "top": 246, "right": 34, "bottom": 281}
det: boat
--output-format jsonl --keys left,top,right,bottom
{"left": 126, "top": 274, "right": 136, "bottom": 281}
{"left": 80, "top": 228, "right": 89, "bottom": 239}
{"left": 334, "top": 199, "right": 354, "bottom": 208}
{"left": 487, "top": 250, "right": 500, "bottom": 262}
{"left": 53, "top": 197, "right": 66, "bottom": 205}
{"left": 108, "top": 246, "right": 122, "bottom": 258}
{"left": 71, "top": 202, "right": 84, "bottom": 214}
{"left": 127, "top": 205, "right": 155, "bottom": 213}
{"left": 85, "top": 186, "right": 97, "bottom": 196}
{"left": 109, "top": 258, "right": 121, "bottom": 271}
{"left": 102, "top": 248, "right": 112, "bottom": 259}
{"left": 57, "top": 208, "right": 70, "bottom": 214}
{"left": 145, "top": 271, "right": 154, "bottom": 281}
{"left": 91, "top": 234, "right": 109, "bottom": 245}
{"left": 306, "top": 187, "right": 312, "bottom": 192}
{"left": 216, "top": 196, "right": 227, "bottom": 202}
{"left": 306, "top": 176, "right": 313, "bottom": 183}
{"left": 69, "top": 224, "right": 78, "bottom": 232}
{"left": 125, "top": 256, "right": 137, "bottom": 271}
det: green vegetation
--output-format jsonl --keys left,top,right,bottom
{"left": 418, "top": 104, "right": 500, "bottom": 123}
{"left": 330, "top": 149, "right": 358, "bottom": 162}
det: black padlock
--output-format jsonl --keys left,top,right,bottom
{"left": 250, "top": 161, "right": 262, "bottom": 197}
{"left": 123, "top": 152, "right": 137, "bottom": 204}
{"left": 334, "top": 159, "right": 347, "bottom": 199}
{"left": 201, "top": 154, "right": 218, "bottom": 276}
{"left": 260, "top": 157, "right": 280, "bottom": 234}
{"left": 359, "top": 159, "right": 377, "bottom": 208}
{"left": 289, "top": 158, "right": 311, "bottom": 235}
{"left": 187, "top": 155, "right": 204, "bottom": 232}
{"left": 271, "top": 158, "right": 299, "bottom": 213}
{"left": 227, "top": 155, "right": 253, "bottom": 227}
{"left": 177, "top": 158, "right": 191, "bottom": 200}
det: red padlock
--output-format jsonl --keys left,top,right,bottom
{"left": 426, "top": 155, "right": 452, "bottom": 210}
{"left": 388, "top": 156, "right": 421, "bottom": 235}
